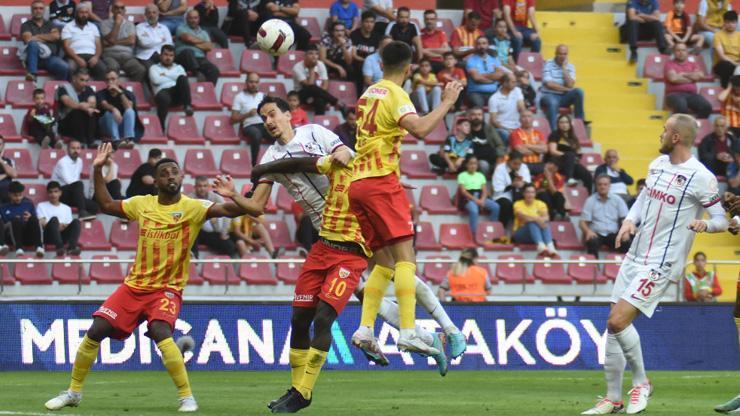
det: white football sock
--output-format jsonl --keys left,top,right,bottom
{"left": 604, "top": 333, "right": 626, "bottom": 402}
{"left": 414, "top": 276, "right": 459, "bottom": 335}
{"left": 378, "top": 297, "right": 434, "bottom": 346}
{"left": 613, "top": 324, "right": 648, "bottom": 386}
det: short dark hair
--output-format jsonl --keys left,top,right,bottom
{"left": 522, "top": 182, "right": 536, "bottom": 193}
{"left": 731, "top": 75, "right": 740, "bottom": 88}
{"left": 194, "top": 175, "right": 209, "bottom": 183}
{"left": 455, "top": 118, "right": 469, "bottom": 126}
{"left": 154, "top": 158, "right": 179, "bottom": 171}
{"left": 723, "top": 10, "right": 738, "bottom": 22}
{"left": 424, "top": 9, "right": 436, "bottom": 17}
{"left": 636, "top": 178, "right": 646, "bottom": 187}
{"left": 257, "top": 95, "right": 291, "bottom": 114}
{"left": 33, "top": 88, "right": 45, "bottom": 97}
{"left": 361, "top": 11, "right": 375, "bottom": 21}
{"left": 161, "top": 44, "right": 175, "bottom": 54}
{"left": 148, "top": 148, "right": 163, "bottom": 160}
{"left": 397, "top": 6, "right": 410, "bottom": 15}
{"left": 330, "top": 21, "right": 346, "bottom": 31}
{"left": 509, "top": 150, "right": 523, "bottom": 161}
{"left": 8, "top": 181, "right": 24, "bottom": 194}
{"left": 467, "top": 11, "right": 481, "bottom": 21}
{"left": 693, "top": 251, "right": 706, "bottom": 260}
{"left": 418, "top": 58, "right": 431, "bottom": 66}
{"left": 305, "top": 44, "right": 319, "bottom": 52}
{"left": 594, "top": 174, "right": 611, "bottom": 184}
{"left": 381, "top": 41, "right": 413, "bottom": 73}
{"left": 287, "top": 90, "right": 299, "bottom": 98}
{"left": 72, "top": 67, "right": 90, "bottom": 78}
{"left": 46, "top": 181, "right": 61, "bottom": 192}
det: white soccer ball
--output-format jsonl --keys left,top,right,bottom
{"left": 175, "top": 335, "right": 195, "bottom": 353}
{"left": 256, "top": 19, "right": 295, "bottom": 56}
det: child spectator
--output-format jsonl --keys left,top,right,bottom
{"left": 512, "top": 183, "right": 557, "bottom": 256}
{"left": 664, "top": 0, "right": 704, "bottom": 51}
{"left": 26, "top": 89, "right": 57, "bottom": 149}
{"left": 412, "top": 59, "right": 442, "bottom": 114}
{"left": 683, "top": 251, "right": 722, "bottom": 302}
{"left": 515, "top": 68, "right": 537, "bottom": 108}
{"left": 429, "top": 118, "right": 474, "bottom": 174}
{"left": 37, "top": 181, "right": 81, "bottom": 256}
{"left": 230, "top": 215, "right": 278, "bottom": 258}
{"left": 436, "top": 52, "right": 467, "bottom": 110}
{"left": 488, "top": 18, "right": 516, "bottom": 71}
{"left": 533, "top": 161, "right": 567, "bottom": 220}
{"left": 457, "top": 156, "right": 500, "bottom": 234}
{"left": 288, "top": 90, "right": 309, "bottom": 127}
{"left": 0, "top": 181, "right": 44, "bottom": 257}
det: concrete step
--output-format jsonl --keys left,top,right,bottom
{"left": 537, "top": 11, "right": 615, "bottom": 29}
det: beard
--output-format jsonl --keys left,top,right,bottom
{"left": 75, "top": 16, "right": 88, "bottom": 25}
{"left": 158, "top": 182, "right": 181, "bottom": 196}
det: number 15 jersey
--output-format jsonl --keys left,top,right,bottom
{"left": 352, "top": 79, "right": 417, "bottom": 181}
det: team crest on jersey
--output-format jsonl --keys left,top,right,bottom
{"left": 171, "top": 212, "right": 183, "bottom": 221}
{"left": 674, "top": 175, "right": 687, "bottom": 188}
{"left": 164, "top": 291, "right": 175, "bottom": 299}
{"left": 301, "top": 141, "right": 321, "bottom": 155}
{"left": 338, "top": 267, "right": 350, "bottom": 279}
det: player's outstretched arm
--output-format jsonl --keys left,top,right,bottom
{"left": 401, "top": 81, "right": 463, "bottom": 139}
{"left": 251, "top": 156, "right": 323, "bottom": 183}
{"left": 208, "top": 175, "right": 265, "bottom": 219}
{"left": 92, "top": 142, "right": 126, "bottom": 218}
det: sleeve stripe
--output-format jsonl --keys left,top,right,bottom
{"left": 257, "top": 179, "right": 274, "bottom": 185}
{"left": 703, "top": 197, "right": 721, "bottom": 208}
{"left": 398, "top": 112, "right": 416, "bottom": 125}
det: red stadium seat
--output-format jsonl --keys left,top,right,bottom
{"left": 187, "top": 263, "right": 204, "bottom": 285}
{"left": 0, "top": 46, "right": 24, "bottom": 75}
{"left": 15, "top": 258, "right": 52, "bottom": 285}
{"left": 580, "top": 152, "right": 603, "bottom": 172}
{"left": 277, "top": 51, "right": 305, "bottom": 76}
{"left": 686, "top": 54, "right": 714, "bottom": 81}
{"left": 313, "top": 115, "right": 340, "bottom": 131}
{"left": 297, "top": 16, "right": 321, "bottom": 43}
{"left": 699, "top": 86, "right": 722, "bottom": 113}
{"left": 87, "top": 81, "right": 106, "bottom": 93}
{"left": 603, "top": 253, "right": 624, "bottom": 281}
{"left": 160, "top": 148, "right": 179, "bottom": 164}
{"left": 475, "top": 221, "right": 514, "bottom": 250}
{"left": 476, "top": 255, "right": 498, "bottom": 284}
{"left": 533, "top": 254, "right": 571, "bottom": 284}
{"left": 220, "top": 149, "right": 252, "bottom": 178}
{"left": 25, "top": 183, "right": 47, "bottom": 205}
{"left": 204, "top": 114, "right": 240, "bottom": 144}
{"left": 414, "top": 221, "right": 441, "bottom": 250}
{"left": 435, "top": 18, "right": 455, "bottom": 39}
{"left": 517, "top": 52, "right": 543, "bottom": 80}
{"left": 6, "top": 80, "right": 35, "bottom": 108}
{"left": 79, "top": 149, "right": 96, "bottom": 178}
{"left": 572, "top": 118, "right": 591, "bottom": 147}
{"left": 202, "top": 256, "right": 239, "bottom": 285}
{"left": 184, "top": 148, "right": 219, "bottom": 177}
{"left": 89, "top": 255, "right": 125, "bottom": 284}
{"left": 495, "top": 254, "right": 534, "bottom": 283}
{"left": 439, "top": 223, "right": 477, "bottom": 249}
{"left": 265, "top": 221, "right": 298, "bottom": 250}
{"left": 422, "top": 256, "right": 451, "bottom": 284}
{"left": 79, "top": 220, "right": 112, "bottom": 250}
{"left": 532, "top": 116, "right": 551, "bottom": 138}
{"left": 425, "top": 121, "right": 450, "bottom": 145}
{"left": 52, "top": 257, "right": 90, "bottom": 284}
{"left": 0, "top": 113, "right": 21, "bottom": 142}
{"left": 37, "top": 148, "right": 65, "bottom": 178}
{"left": 125, "top": 14, "right": 145, "bottom": 24}
{"left": 110, "top": 220, "right": 139, "bottom": 251}
{"left": 659, "top": 0, "right": 698, "bottom": 13}
{"left": 400, "top": 150, "right": 436, "bottom": 179}
{"left": 220, "top": 82, "right": 242, "bottom": 108}
{"left": 121, "top": 81, "right": 151, "bottom": 111}
{"left": 0, "top": 264, "right": 13, "bottom": 285}
{"left": 568, "top": 254, "right": 607, "bottom": 284}
{"left": 139, "top": 114, "right": 168, "bottom": 144}
{"left": 239, "top": 49, "right": 277, "bottom": 77}
{"left": 9, "top": 14, "right": 31, "bottom": 39}
{"left": 6, "top": 148, "right": 36, "bottom": 178}
{"left": 327, "top": 81, "right": 357, "bottom": 107}
{"left": 115, "top": 148, "right": 142, "bottom": 179}
{"left": 207, "top": 48, "right": 239, "bottom": 77}
{"left": 276, "top": 257, "right": 303, "bottom": 284}
{"left": 643, "top": 53, "right": 668, "bottom": 80}
{"left": 258, "top": 82, "right": 288, "bottom": 100}
{"left": 564, "top": 185, "right": 588, "bottom": 215}
{"left": 549, "top": 221, "right": 584, "bottom": 250}
{"left": 276, "top": 186, "right": 294, "bottom": 212}
{"left": 419, "top": 185, "right": 457, "bottom": 214}
{"left": 167, "top": 115, "right": 205, "bottom": 145}
{"left": 42, "top": 80, "right": 67, "bottom": 107}
{"left": 239, "top": 254, "right": 278, "bottom": 285}
{"left": 189, "top": 82, "right": 221, "bottom": 111}
{"left": 0, "top": 16, "right": 9, "bottom": 41}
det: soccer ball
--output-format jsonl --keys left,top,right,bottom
{"left": 256, "top": 19, "right": 295, "bottom": 56}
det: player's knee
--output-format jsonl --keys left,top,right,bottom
{"left": 147, "top": 321, "right": 173, "bottom": 342}
{"left": 606, "top": 314, "right": 628, "bottom": 334}
{"left": 86, "top": 317, "right": 113, "bottom": 342}
{"left": 312, "top": 310, "right": 336, "bottom": 335}
{"left": 291, "top": 308, "right": 314, "bottom": 332}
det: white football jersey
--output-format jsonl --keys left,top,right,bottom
{"left": 625, "top": 155, "right": 722, "bottom": 280}
{"left": 258, "top": 124, "right": 345, "bottom": 230}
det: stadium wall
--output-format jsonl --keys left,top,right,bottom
{"left": 2, "top": 302, "right": 737, "bottom": 371}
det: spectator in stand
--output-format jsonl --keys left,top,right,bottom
{"left": 21, "top": 0, "right": 69, "bottom": 82}
{"left": 726, "top": 152, "right": 740, "bottom": 195}
{"left": 135, "top": 4, "right": 174, "bottom": 70}
{"left": 320, "top": 21, "right": 355, "bottom": 81}
{"left": 464, "top": 0, "right": 501, "bottom": 32}
{"left": 533, "top": 161, "right": 566, "bottom": 220}
{"left": 87, "top": 0, "right": 112, "bottom": 24}
{"left": 155, "top": 0, "right": 188, "bottom": 35}
{"left": 457, "top": 156, "right": 500, "bottom": 233}
{"left": 0, "top": 181, "right": 44, "bottom": 257}
{"left": 62, "top": 2, "right": 107, "bottom": 80}
{"left": 547, "top": 114, "right": 593, "bottom": 190}
{"left": 0, "top": 137, "right": 17, "bottom": 204}
{"left": 579, "top": 174, "right": 631, "bottom": 258}
{"left": 412, "top": 59, "right": 442, "bottom": 115}
{"left": 540, "top": 44, "right": 586, "bottom": 130}
{"left": 385, "top": 7, "right": 423, "bottom": 62}
{"left": 699, "top": 115, "right": 738, "bottom": 177}
{"left": 334, "top": 109, "right": 358, "bottom": 150}
{"left": 97, "top": 69, "right": 143, "bottom": 149}
{"left": 230, "top": 215, "right": 277, "bottom": 258}
{"left": 664, "top": 0, "right": 704, "bottom": 51}
{"left": 126, "top": 148, "right": 162, "bottom": 197}
{"left": 450, "top": 11, "right": 484, "bottom": 59}
{"left": 502, "top": 0, "right": 541, "bottom": 61}
{"left": 594, "top": 149, "right": 634, "bottom": 200}
{"left": 683, "top": 252, "right": 722, "bottom": 302}
{"left": 465, "top": 35, "right": 505, "bottom": 108}
{"left": 429, "top": 118, "right": 474, "bottom": 174}
{"left": 362, "top": 35, "right": 392, "bottom": 87}
{"left": 512, "top": 183, "right": 557, "bottom": 256}
{"left": 437, "top": 248, "right": 492, "bottom": 302}
{"left": 492, "top": 150, "right": 531, "bottom": 227}
{"left": 516, "top": 67, "right": 536, "bottom": 108}
{"left": 258, "top": 0, "right": 312, "bottom": 51}
{"left": 293, "top": 45, "right": 345, "bottom": 116}
{"left": 175, "top": 9, "right": 220, "bottom": 85}
{"left": 626, "top": 0, "right": 667, "bottom": 64}
{"left": 487, "top": 18, "right": 516, "bottom": 71}
{"left": 635, "top": 177, "right": 646, "bottom": 194}
{"left": 57, "top": 68, "right": 99, "bottom": 148}
{"left": 191, "top": 176, "right": 237, "bottom": 258}
{"left": 26, "top": 89, "right": 57, "bottom": 149}
{"left": 420, "top": 10, "right": 450, "bottom": 73}
{"left": 467, "top": 107, "right": 506, "bottom": 176}
{"left": 696, "top": 0, "right": 733, "bottom": 50}
{"left": 150, "top": 45, "right": 194, "bottom": 128}
{"left": 664, "top": 43, "right": 712, "bottom": 119}
{"left": 231, "top": 73, "right": 267, "bottom": 167}
{"left": 51, "top": 139, "right": 98, "bottom": 219}
{"left": 101, "top": 4, "right": 146, "bottom": 83}
{"left": 287, "top": 90, "right": 309, "bottom": 127}
{"left": 509, "top": 110, "right": 546, "bottom": 175}
{"left": 50, "top": 0, "right": 77, "bottom": 30}
{"left": 437, "top": 52, "right": 467, "bottom": 111}
{"left": 351, "top": 12, "right": 382, "bottom": 79}
{"left": 719, "top": 75, "right": 740, "bottom": 137}
{"left": 713, "top": 11, "right": 740, "bottom": 88}
{"left": 90, "top": 151, "right": 122, "bottom": 200}
{"left": 38, "top": 181, "right": 81, "bottom": 256}
{"left": 225, "top": 0, "right": 259, "bottom": 47}
{"left": 488, "top": 72, "right": 524, "bottom": 146}
{"left": 362, "top": 0, "right": 394, "bottom": 35}
{"left": 194, "top": 0, "right": 229, "bottom": 48}
{"left": 331, "top": 0, "right": 360, "bottom": 32}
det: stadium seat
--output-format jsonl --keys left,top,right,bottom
{"left": 139, "top": 114, "right": 168, "bottom": 144}
{"left": 79, "top": 220, "right": 112, "bottom": 250}
{"left": 439, "top": 223, "right": 477, "bottom": 249}
{"left": 121, "top": 81, "right": 151, "bottom": 111}
{"left": 42, "top": 80, "right": 67, "bottom": 107}
{"left": 37, "top": 148, "right": 65, "bottom": 177}
{"left": 0, "top": 16, "right": 9, "bottom": 40}
{"left": 568, "top": 254, "right": 607, "bottom": 284}
{"left": 264, "top": 221, "right": 298, "bottom": 250}
{"left": 425, "top": 120, "right": 450, "bottom": 145}
{"left": 52, "top": 257, "right": 90, "bottom": 285}
{"left": 643, "top": 53, "right": 668, "bottom": 80}
{"left": 6, "top": 80, "right": 35, "bottom": 108}
{"left": 115, "top": 148, "right": 142, "bottom": 179}
{"left": 277, "top": 51, "right": 305, "bottom": 76}
{"left": 89, "top": 255, "right": 125, "bottom": 284}
{"left": 184, "top": 149, "right": 219, "bottom": 177}
{"left": 0, "top": 46, "right": 24, "bottom": 75}
{"left": 276, "top": 257, "right": 303, "bottom": 284}
{"left": 533, "top": 254, "right": 571, "bottom": 284}
{"left": 564, "top": 185, "right": 588, "bottom": 215}
{"left": 189, "top": 82, "right": 221, "bottom": 111}
{"left": 517, "top": 52, "right": 543, "bottom": 80}
{"left": 239, "top": 254, "right": 278, "bottom": 285}
{"left": 573, "top": 119, "right": 592, "bottom": 147}
{"left": 414, "top": 221, "right": 441, "bottom": 250}
{"left": 87, "top": 81, "right": 106, "bottom": 93}
{"left": 495, "top": 254, "right": 534, "bottom": 284}
{"left": 160, "top": 148, "right": 179, "bottom": 164}
{"left": 435, "top": 17, "right": 455, "bottom": 39}
{"left": 476, "top": 255, "right": 498, "bottom": 284}
{"left": 187, "top": 263, "right": 204, "bottom": 285}
{"left": 6, "top": 148, "right": 36, "bottom": 178}
{"left": 699, "top": 86, "right": 722, "bottom": 113}
{"left": 419, "top": 185, "right": 457, "bottom": 214}
{"left": 220, "top": 149, "right": 252, "bottom": 178}
{"left": 549, "top": 221, "right": 584, "bottom": 250}
{"left": 204, "top": 114, "right": 240, "bottom": 144}
{"left": 0, "top": 263, "right": 13, "bottom": 285}
{"left": 239, "top": 49, "right": 277, "bottom": 77}
{"left": 327, "top": 81, "right": 357, "bottom": 107}
{"left": 400, "top": 150, "right": 436, "bottom": 179}
{"left": 24, "top": 183, "right": 47, "bottom": 205}
{"left": 79, "top": 148, "right": 96, "bottom": 178}
{"left": 603, "top": 253, "right": 624, "bottom": 281}
{"left": 297, "top": 16, "right": 321, "bottom": 43}
{"left": 276, "top": 186, "right": 294, "bottom": 212}
{"left": 208, "top": 48, "right": 239, "bottom": 77}
{"left": 695, "top": 118, "right": 712, "bottom": 145}
{"left": 126, "top": 14, "right": 145, "bottom": 24}
{"left": 532, "top": 116, "right": 551, "bottom": 138}
{"left": 14, "top": 258, "right": 52, "bottom": 285}
{"left": 202, "top": 256, "right": 239, "bottom": 285}
{"left": 475, "top": 221, "right": 513, "bottom": 250}
{"left": 220, "top": 82, "right": 242, "bottom": 108}
{"left": 422, "top": 256, "right": 451, "bottom": 284}
{"left": 314, "top": 115, "right": 340, "bottom": 131}
{"left": 110, "top": 220, "right": 139, "bottom": 251}
{"left": 686, "top": 54, "right": 714, "bottom": 81}
{"left": 0, "top": 113, "right": 21, "bottom": 142}
{"left": 167, "top": 115, "right": 205, "bottom": 145}
{"left": 580, "top": 152, "right": 603, "bottom": 171}
{"left": 9, "top": 14, "right": 31, "bottom": 39}
{"left": 258, "top": 82, "right": 288, "bottom": 100}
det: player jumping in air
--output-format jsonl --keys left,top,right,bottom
{"left": 45, "top": 143, "right": 263, "bottom": 412}
{"left": 348, "top": 40, "right": 463, "bottom": 355}
{"left": 582, "top": 114, "right": 729, "bottom": 415}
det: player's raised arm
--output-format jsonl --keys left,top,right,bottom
{"left": 401, "top": 81, "right": 463, "bottom": 139}
{"left": 92, "top": 142, "right": 126, "bottom": 218}
{"left": 207, "top": 175, "right": 265, "bottom": 219}
{"left": 251, "top": 155, "right": 342, "bottom": 184}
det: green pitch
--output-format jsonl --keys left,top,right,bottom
{"left": 2, "top": 370, "right": 737, "bottom": 415}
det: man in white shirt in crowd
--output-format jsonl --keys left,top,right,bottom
{"left": 488, "top": 72, "right": 525, "bottom": 146}
{"left": 230, "top": 72, "right": 266, "bottom": 166}
{"left": 61, "top": 2, "right": 107, "bottom": 80}
{"left": 492, "top": 150, "right": 531, "bottom": 228}
{"left": 51, "top": 139, "right": 99, "bottom": 220}
{"left": 174, "top": 9, "right": 220, "bottom": 85}
{"left": 292, "top": 44, "right": 346, "bottom": 116}
{"left": 101, "top": 0, "right": 147, "bottom": 82}
{"left": 190, "top": 176, "right": 237, "bottom": 258}
{"left": 149, "top": 44, "right": 193, "bottom": 128}
{"left": 579, "top": 174, "right": 631, "bottom": 259}
{"left": 37, "top": 181, "right": 81, "bottom": 256}
{"left": 136, "top": 4, "right": 174, "bottom": 70}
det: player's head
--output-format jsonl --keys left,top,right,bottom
{"left": 194, "top": 176, "right": 210, "bottom": 198}
{"left": 692, "top": 251, "right": 706, "bottom": 270}
{"left": 381, "top": 41, "right": 413, "bottom": 78}
{"left": 8, "top": 181, "right": 24, "bottom": 205}
{"left": 660, "top": 113, "right": 696, "bottom": 154}
{"left": 723, "top": 10, "right": 738, "bottom": 32}
{"left": 258, "top": 95, "right": 292, "bottom": 141}
{"left": 154, "top": 158, "right": 182, "bottom": 196}
{"left": 595, "top": 174, "right": 611, "bottom": 197}
{"left": 46, "top": 181, "right": 62, "bottom": 204}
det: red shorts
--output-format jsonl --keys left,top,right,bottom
{"left": 348, "top": 174, "right": 414, "bottom": 250}
{"left": 293, "top": 240, "right": 367, "bottom": 314}
{"left": 93, "top": 284, "right": 182, "bottom": 340}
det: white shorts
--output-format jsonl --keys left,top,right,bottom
{"left": 610, "top": 260, "right": 673, "bottom": 318}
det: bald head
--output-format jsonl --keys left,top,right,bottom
{"left": 555, "top": 44, "right": 568, "bottom": 65}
